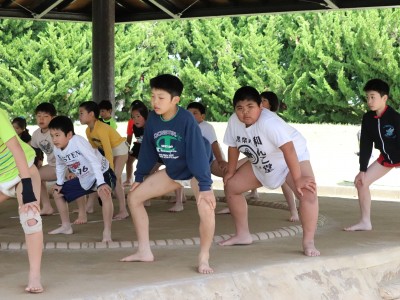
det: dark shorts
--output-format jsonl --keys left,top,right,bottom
{"left": 129, "top": 142, "right": 141, "bottom": 158}
{"left": 129, "top": 142, "right": 163, "bottom": 164}
{"left": 60, "top": 168, "right": 116, "bottom": 203}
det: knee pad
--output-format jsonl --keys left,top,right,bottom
{"left": 20, "top": 209, "right": 42, "bottom": 235}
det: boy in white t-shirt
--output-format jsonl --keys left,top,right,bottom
{"left": 220, "top": 86, "right": 320, "bottom": 257}
{"left": 47, "top": 116, "right": 116, "bottom": 242}
{"left": 30, "top": 102, "right": 57, "bottom": 216}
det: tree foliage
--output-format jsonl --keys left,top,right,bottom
{"left": 0, "top": 8, "right": 399, "bottom": 124}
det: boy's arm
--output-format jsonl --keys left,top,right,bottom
{"left": 211, "top": 141, "right": 225, "bottom": 162}
{"left": 186, "top": 126, "right": 213, "bottom": 192}
{"left": 97, "top": 126, "right": 115, "bottom": 170}
{"left": 224, "top": 146, "right": 240, "bottom": 183}
{"left": 6, "top": 137, "right": 37, "bottom": 205}
{"left": 134, "top": 118, "right": 158, "bottom": 183}
{"left": 76, "top": 137, "right": 106, "bottom": 186}
{"left": 55, "top": 151, "right": 68, "bottom": 186}
{"left": 359, "top": 115, "right": 373, "bottom": 172}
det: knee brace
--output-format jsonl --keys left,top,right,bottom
{"left": 20, "top": 209, "right": 42, "bottom": 235}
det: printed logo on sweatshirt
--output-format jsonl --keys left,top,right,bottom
{"left": 154, "top": 130, "right": 183, "bottom": 159}
{"left": 383, "top": 125, "right": 396, "bottom": 139}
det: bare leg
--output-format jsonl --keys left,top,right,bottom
{"left": 38, "top": 165, "right": 56, "bottom": 215}
{"left": 281, "top": 182, "right": 298, "bottom": 222}
{"left": 120, "top": 170, "right": 181, "bottom": 262}
{"left": 344, "top": 161, "right": 391, "bottom": 231}
{"left": 113, "top": 154, "right": 129, "bottom": 220}
{"left": 73, "top": 196, "right": 88, "bottom": 224}
{"left": 219, "top": 161, "right": 261, "bottom": 246}
{"left": 286, "top": 161, "right": 319, "bottom": 256}
{"left": 48, "top": 190, "right": 72, "bottom": 235}
{"left": 15, "top": 165, "right": 43, "bottom": 293}
{"left": 168, "top": 188, "right": 184, "bottom": 212}
{"left": 190, "top": 178, "right": 215, "bottom": 274}
{"left": 98, "top": 190, "right": 114, "bottom": 242}
{"left": 123, "top": 156, "right": 135, "bottom": 186}
{"left": 86, "top": 193, "right": 96, "bottom": 213}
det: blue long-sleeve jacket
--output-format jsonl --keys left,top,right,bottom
{"left": 134, "top": 107, "right": 213, "bottom": 191}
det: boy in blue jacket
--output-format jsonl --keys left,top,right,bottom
{"left": 120, "top": 74, "right": 216, "bottom": 274}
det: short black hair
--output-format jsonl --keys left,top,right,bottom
{"left": 187, "top": 102, "right": 206, "bottom": 115}
{"left": 98, "top": 100, "right": 113, "bottom": 111}
{"left": 363, "top": 79, "right": 390, "bottom": 97}
{"left": 12, "top": 117, "right": 27, "bottom": 130}
{"left": 79, "top": 101, "right": 99, "bottom": 119}
{"left": 150, "top": 74, "right": 183, "bottom": 97}
{"left": 130, "top": 100, "right": 149, "bottom": 120}
{"left": 260, "top": 91, "right": 279, "bottom": 112}
{"left": 35, "top": 102, "right": 57, "bottom": 116}
{"left": 233, "top": 86, "right": 261, "bottom": 108}
{"left": 48, "top": 116, "right": 75, "bottom": 136}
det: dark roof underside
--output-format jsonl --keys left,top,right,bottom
{"left": 0, "top": 0, "right": 399, "bottom": 23}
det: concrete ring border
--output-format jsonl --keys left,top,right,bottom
{"left": 0, "top": 197, "right": 326, "bottom": 251}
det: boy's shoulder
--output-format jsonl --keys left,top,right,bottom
{"left": 31, "top": 128, "right": 49, "bottom": 139}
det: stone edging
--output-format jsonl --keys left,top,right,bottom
{"left": 0, "top": 197, "right": 326, "bottom": 251}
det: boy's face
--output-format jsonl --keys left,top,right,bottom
{"left": 234, "top": 99, "right": 262, "bottom": 127}
{"left": 79, "top": 107, "right": 92, "bottom": 125}
{"left": 99, "top": 109, "right": 112, "bottom": 120}
{"left": 12, "top": 123, "right": 24, "bottom": 135}
{"left": 36, "top": 112, "right": 54, "bottom": 130}
{"left": 366, "top": 91, "right": 387, "bottom": 112}
{"left": 50, "top": 129, "right": 72, "bottom": 150}
{"left": 151, "top": 88, "right": 179, "bottom": 119}
{"left": 261, "top": 97, "right": 271, "bottom": 110}
{"left": 188, "top": 108, "right": 204, "bottom": 123}
{"left": 131, "top": 110, "right": 146, "bottom": 128}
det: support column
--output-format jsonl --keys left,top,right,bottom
{"left": 92, "top": 0, "right": 115, "bottom": 104}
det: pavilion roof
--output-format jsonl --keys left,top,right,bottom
{"left": 0, "top": 0, "right": 399, "bottom": 23}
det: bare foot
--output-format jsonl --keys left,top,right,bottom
{"left": 343, "top": 221, "right": 372, "bottom": 231}
{"left": 73, "top": 216, "right": 87, "bottom": 225}
{"left": 120, "top": 251, "right": 154, "bottom": 262}
{"left": 113, "top": 211, "right": 129, "bottom": 220}
{"left": 102, "top": 230, "right": 112, "bottom": 242}
{"left": 25, "top": 274, "right": 43, "bottom": 294}
{"left": 40, "top": 208, "right": 55, "bottom": 216}
{"left": 219, "top": 234, "right": 253, "bottom": 246}
{"left": 168, "top": 203, "right": 184, "bottom": 212}
{"left": 289, "top": 213, "right": 299, "bottom": 222}
{"left": 216, "top": 207, "right": 230, "bottom": 215}
{"left": 303, "top": 241, "right": 320, "bottom": 257}
{"left": 198, "top": 253, "right": 213, "bottom": 274}
{"left": 48, "top": 225, "right": 73, "bottom": 235}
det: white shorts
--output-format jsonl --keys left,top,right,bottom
{"left": 253, "top": 147, "right": 310, "bottom": 190}
{"left": 112, "top": 141, "right": 129, "bottom": 157}
{"left": 174, "top": 179, "right": 192, "bottom": 188}
{"left": 0, "top": 159, "right": 34, "bottom": 197}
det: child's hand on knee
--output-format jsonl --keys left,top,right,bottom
{"left": 19, "top": 201, "right": 40, "bottom": 214}
{"left": 97, "top": 184, "right": 112, "bottom": 198}
{"left": 130, "top": 182, "right": 141, "bottom": 192}
{"left": 295, "top": 176, "right": 316, "bottom": 196}
{"left": 198, "top": 190, "right": 216, "bottom": 210}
